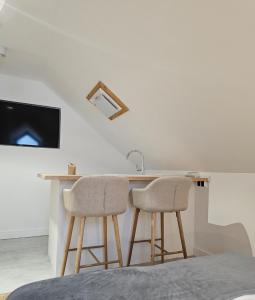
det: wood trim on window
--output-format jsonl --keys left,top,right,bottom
{"left": 86, "top": 81, "right": 129, "bottom": 120}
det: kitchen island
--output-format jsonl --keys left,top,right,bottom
{"left": 38, "top": 173, "right": 208, "bottom": 275}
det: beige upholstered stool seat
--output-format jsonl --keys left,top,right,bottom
{"left": 132, "top": 176, "right": 191, "bottom": 212}
{"left": 127, "top": 176, "right": 192, "bottom": 266}
{"left": 63, "top": 176, "right": 128, "bottom": 217}
{"left": 61, "top": 176, "right": 129, "bottom": 276}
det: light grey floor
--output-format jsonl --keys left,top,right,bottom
{"left": 0, "top": 236, "right": 54, "bottom": 294}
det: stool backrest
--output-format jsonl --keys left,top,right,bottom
{"left": 64, "top": 176, "right": 129, "bottom": 217}
{"left": 141, "top": 176, "right": 192, "bottom": 212}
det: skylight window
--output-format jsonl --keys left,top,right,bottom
{"left": 87, "top": 81, "right": 129, "bottom": 120}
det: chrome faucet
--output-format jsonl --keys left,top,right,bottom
{"left": 126, "top": 149, "right": 145, "bottom": 174}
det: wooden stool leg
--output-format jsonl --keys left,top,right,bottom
{"left": 112, "top": 215, "right": 123, "bottom": 267}
{"left": 103, "top": 216, "right": 108, "bottom": 269}
{"left": 151, "top": 212, "right": 157, "bottom": 264}
{"left": 61, "top": 215, "right": 75, "bottom": 276}
{"left": 176, "top": 211, "right": 187, "bottom": 259}
{"left": 75, "top": 217, "right": 86, "bottom": 273}
{"left": 160, "top": 212, "right": 164, "bottom": 263}
{"left": 127, "top": 208, "right": 140, "bottom": 266}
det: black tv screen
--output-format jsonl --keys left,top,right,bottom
{"left": 0, "top": 100, "right": 61, "bottom": 148}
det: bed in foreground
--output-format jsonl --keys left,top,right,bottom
{"left": 8, "top": 253, "right": 255, "bottom": 300}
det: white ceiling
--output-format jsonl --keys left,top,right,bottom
{"left": 1, "top": 0, "right": 255, "bottom": 172}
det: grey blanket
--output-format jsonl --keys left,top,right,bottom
{"left": 8, "top": 254, "right": 255, "bottom": 300}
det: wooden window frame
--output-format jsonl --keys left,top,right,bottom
{"left": 86, "top": 81, "right": 129, "bottom": 120}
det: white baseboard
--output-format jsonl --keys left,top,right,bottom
{"left": 193, "top": 247, "right": 213, "bottom": 256}
{"left": 0, "top": 227, "right": 48, "bottom": 240}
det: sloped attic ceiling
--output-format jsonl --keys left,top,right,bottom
{"left": 1, "top": 0, "right": 255, "bottom": 172}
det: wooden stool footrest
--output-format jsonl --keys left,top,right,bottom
{"left": 133, "top": 238, "right": 161, "bottom": 244}
{"left": 154, "top": 250, "right": 183, "bottom": 257}
{"left": 133, "top": 239, "right": 168, "bottom": 253}
{"left": 80, "top": 260, "right": 119, "bottom": 269}
{"left": 69, "top": 244, "right": 104, "bottom": 252}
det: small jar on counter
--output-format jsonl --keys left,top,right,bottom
{"left": 68, "top": 163, "right": 76, "bottom": 175}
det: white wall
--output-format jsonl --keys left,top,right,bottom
{"left": 208, "top": 173, "right": 255, "bottom": 255}
{"left": 0, "top": 74, "right": 133, "bottom": 239}
{"left": 194, "top": 172, "right": 255, "bottom": 256}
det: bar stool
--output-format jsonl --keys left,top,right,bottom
{"left": 127, "top": 176, "right": 192, "bottom": 266}
{"left": 61, "top": 176, "right": 129, "bottom": 276}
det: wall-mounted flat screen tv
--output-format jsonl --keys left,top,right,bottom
{"left": 0, "top": 100, "right": 61, "bottom": 148}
